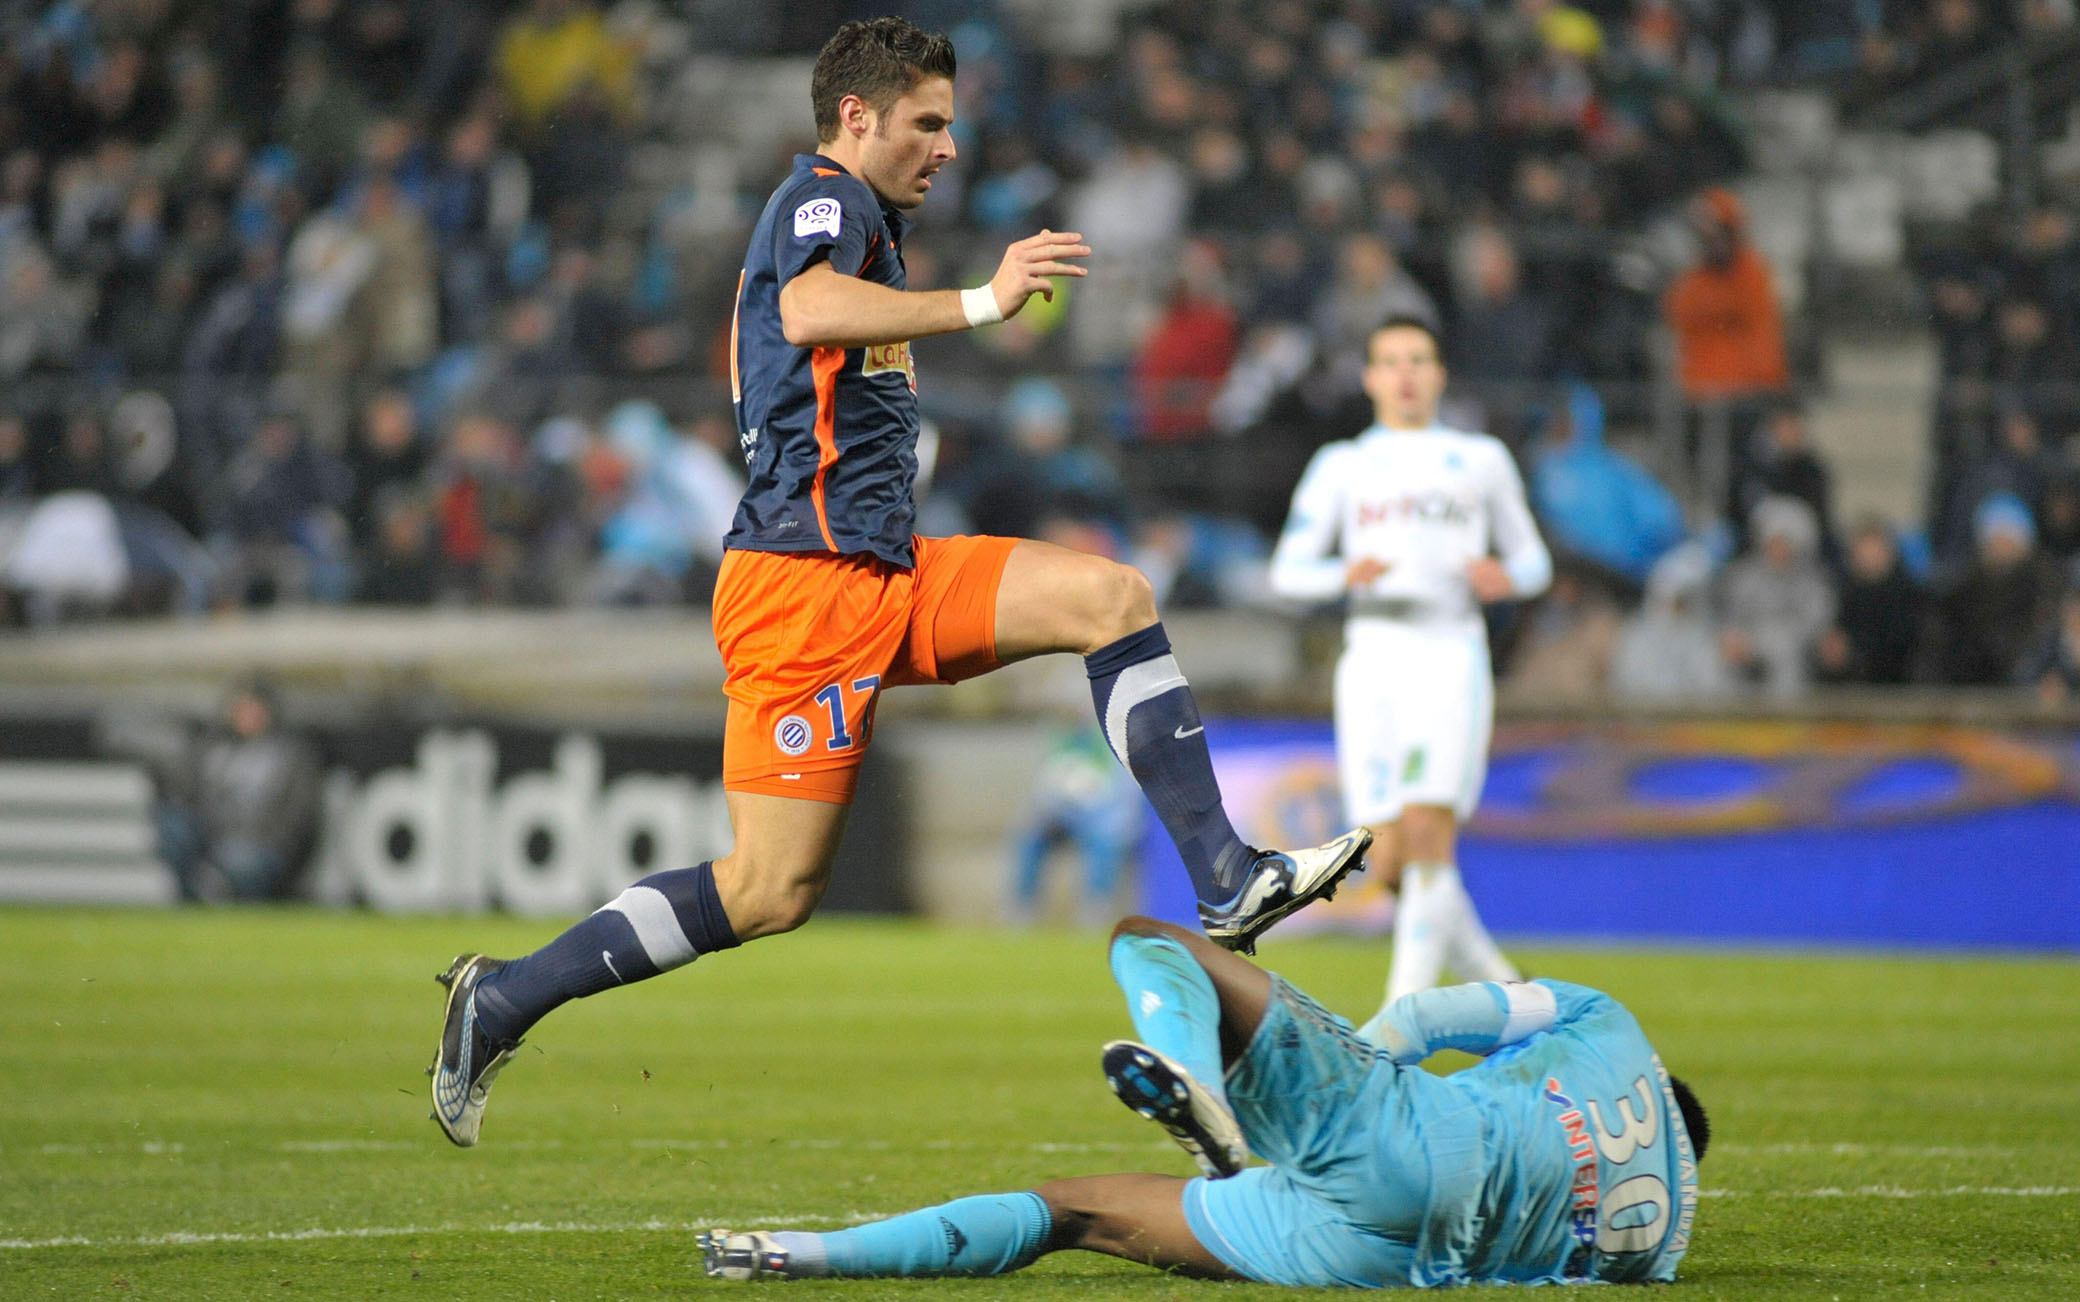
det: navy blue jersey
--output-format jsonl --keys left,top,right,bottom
{"left": 726, "top": 154, "right": 921, "bottom": 567}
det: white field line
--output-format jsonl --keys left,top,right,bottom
{"left": 4, "top": 1189, "right": 2076, "bottom": 1252}
{"left": 0, "top": 1216, "right": 854, "bottom": 1252}
{"left": 16, "top": 1139, "right": 2031, "bottom": 1159}
{"left": 629, "top": 1138, "right": 1156, "bottom": 1155}
{"left": 1703, "top": 1186, "right": 2080, "bottom": 1199}
{"left": 1713, "top": 1142, "right": 2027, "bottom": 1158}
{"left": 13, "top": 1138, "right": 2022, "bottom": 1160}
{"left": 15, "top": 1141, "right": 189, "bottom": 1155}
{"left": 4, "top": 1137, "right": 1164, "bottom": 1157}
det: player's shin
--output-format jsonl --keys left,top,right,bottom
{"left": 471, "top": 863, "right": 739, "bottom": 1043}
{"left": 786, "top": 1192, "right": 1054, "bottom": 1278}
{"left": 1443, "top": 870, "right": 1519, "bottom": 985}
{"left": 1108, "top": 932, "right": 1229, "bottom": 1099}
{"left": 1085, "top": 623, "right": 1254, "bottom": 903}
{"left": 1383, "top": 861, "right": 1455, "bottom": 1003}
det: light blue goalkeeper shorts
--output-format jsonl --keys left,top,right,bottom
{"left": 1179, "top": 976, "right": 1426, "bottom": 1288}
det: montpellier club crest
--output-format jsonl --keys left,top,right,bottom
{"left": 774, "top": 715, "right": 813, "bottom": 757}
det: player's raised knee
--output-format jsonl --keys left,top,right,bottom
{"left": 1109, "top": 914, "right": 1187, "bottom": 946}
{"left": 1089, "top": 560, "right": 1158, "bottom": 644}
{"left": 1113, "top": 561, "right": 1159, "bottom": 627}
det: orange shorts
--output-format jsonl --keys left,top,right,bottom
{"left": 712, "top": 534, "right": 1019, "bottom": 803}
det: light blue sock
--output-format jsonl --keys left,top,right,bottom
{"left": 1108, "top": 932, "right": 1228, "bottom": 1101}
{"left": 775, "top": 1192, "right": 1052, "bottom": 1278}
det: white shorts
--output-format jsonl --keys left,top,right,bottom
{"left": 1333, "top": 622, "right": 1493, "bottom": 827}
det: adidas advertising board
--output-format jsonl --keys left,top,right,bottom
{"left": 0, "top": 713, "right": 908, "bottom": 914}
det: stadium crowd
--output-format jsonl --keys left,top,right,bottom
{"left": 2, "top": 0, "right": 2077, "bottom": 703}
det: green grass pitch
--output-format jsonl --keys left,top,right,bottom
{"left": 2, "top": 908, "right": 2076, "bottom": 1299}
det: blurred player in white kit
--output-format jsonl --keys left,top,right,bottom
{"left": 1269, "top": 316, "right": 1552, "bottom": 1035}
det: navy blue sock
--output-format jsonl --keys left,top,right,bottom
{"left": 471, "top": 863, "right": 738, "bottom": 1043}
{"left": 1086, "top": 623, "right": 1254, "bottom": 904}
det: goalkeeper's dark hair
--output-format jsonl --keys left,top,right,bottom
{"left": 811, "top": 17, "right": 957, "bottom": 143}
{"left": 1668, "top": 1076, "right": 1710, "bottom": 1160}
{"left": 1371, "top": 314, "right": 1443, "bottom": 353}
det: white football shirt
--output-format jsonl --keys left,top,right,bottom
{"left": 1269, "top": 422, "right": 1552, "bottom": 631}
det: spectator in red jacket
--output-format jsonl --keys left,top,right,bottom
{"left": 1132, "top": 239, "right": 1239, "bottom": 441}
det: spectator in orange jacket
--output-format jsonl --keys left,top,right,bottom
{"left": 1664, "top": 188, "right": 1790, "bottom": 401}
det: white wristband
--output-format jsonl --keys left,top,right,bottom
{"left": 960, "top": 285, "right": 1003, "bottom": 328}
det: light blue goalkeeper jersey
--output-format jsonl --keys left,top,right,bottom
{"left": 1399, "top": 979, "right": 1702, "bottom": 1284}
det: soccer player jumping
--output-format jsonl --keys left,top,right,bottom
{"left": 428, "top": 17, "right": 1370, "bottom": 1146}
{"left": 701, "top": 916, "right": 1707, "bottom": 1287}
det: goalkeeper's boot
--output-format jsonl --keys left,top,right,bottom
{"left": 1101, "top": 1040, "right": 1248, "bottom": 1179}
{"left": 427, "top": 953, "right": 519, "bottom": 1148}
{"left": 700, "top": 1230, "right": 796, "bottom": 1281}
{"left": 1199, "top": 827, "right": 1373, "bottom": 954}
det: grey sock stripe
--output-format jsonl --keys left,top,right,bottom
{"left": 768, "top": 1231, "right": 830, "bottom": 1276}
{"left": 1103, "top": 654, "right": 1188, "bottom": 766}
{"left": 601, "top": 885, "right": 695, "bottom": 969}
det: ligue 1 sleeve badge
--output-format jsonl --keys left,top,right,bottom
{"left": 775, "top": 714, "right": 814, "bottom": 756}
{"left": 794, "top": 197, "right": 842, "bottom": 239}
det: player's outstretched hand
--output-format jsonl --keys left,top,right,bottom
{"left": 989, "top": 229, "right": 1090, "bottom": 319}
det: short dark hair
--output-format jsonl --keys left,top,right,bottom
{"left": 1371, "top": 313, "right": 1443, "bottom": 354}
{"left": 1669, "top": 1076, "right": 1710, "bottom": 1161}
{"left": 811, "top": 18, "right": 957, "bottom": 143}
